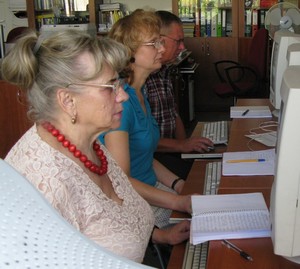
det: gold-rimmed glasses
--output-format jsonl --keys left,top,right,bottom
{"left": 142, "top": 38, "right": 165, "bottom": 49}
{"left": 66, "top": 78, "right": 126, "bottom": 95}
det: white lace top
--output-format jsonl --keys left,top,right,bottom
{"left": 5, "top": 125, "right": 154, "bottom": 263}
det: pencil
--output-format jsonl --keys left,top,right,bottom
{"left": 226, "top": 159, "right": 266, "bottom": 163}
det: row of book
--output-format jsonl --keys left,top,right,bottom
{"left": 182, "top": 9, "right": 232, "bottom": 38}
{"left": 178, "top": 0, "right": 233, "bottom": 19}
{"left": 244, "top": 9, "right": 266, "bottom": 37}
{"left": 98, "top": 3, "right": 125, "bottom": 33}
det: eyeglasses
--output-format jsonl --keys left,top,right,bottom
{"left": 66, "top": 78, "right": 126, "bottom": 95}
{"left": 142, "top": 39, "right": 165, "bottom": 49}
{"left": 161, "top": 35, "right": 184, "bottom": 46}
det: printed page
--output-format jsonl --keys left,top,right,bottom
{"left": 230, "top": 106, "right": 272, "bottom": 118}
{"left": 222, "top": 149, "right": 275, "bottom": 176}
{"left": 191, "top": 209, "right": 271, "bottom": 244}
{"left": 190, "top": 193, "right": 271, "bottom": 244}
{"left": 191, "top": 192, "right": 268, "bottom": 215}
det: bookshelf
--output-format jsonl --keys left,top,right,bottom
{"left": 172, "top": 0, "right": 239, "bottom": 112}
{"left": 25, "top": 0, "right": 103, "bottom": 30}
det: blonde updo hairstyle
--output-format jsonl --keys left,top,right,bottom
{"left": 1, "top": 29, "right": 129, "bottom": 123}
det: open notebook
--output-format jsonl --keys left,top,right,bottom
{"left": 190, "top": 193, "right": 271, "bottom": 245}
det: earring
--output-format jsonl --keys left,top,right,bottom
{"left": 71, "top": 115, "right": 77, "bottom": 124}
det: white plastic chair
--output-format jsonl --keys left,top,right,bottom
{"left": 0, "top": 159, "right": 155, "bottom": 269}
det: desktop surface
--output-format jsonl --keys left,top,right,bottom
{"left": 167, "top": 99, "right": 300, "bottom": 269}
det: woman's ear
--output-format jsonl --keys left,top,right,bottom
{"left": 57, "top": 88, "right": 76, "bottom": 116}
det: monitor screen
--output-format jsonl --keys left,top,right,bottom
{"left": 269, "top": 30, "right": 300, "bottom": 117}
{"left": 270, "top": 65, "right": 300, "bottom": 264}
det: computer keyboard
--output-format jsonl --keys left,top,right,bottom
{"left": 203, "top": 161, "right": 222, "bottom": 195}
{"left": 182, "top": 161, "right": 222, "bottom": 269}
{"left": 182, "top": 241, "right": 209, "bottom": 269}
{"left": 201, "top": 121, "right": 228, "bottom": 145}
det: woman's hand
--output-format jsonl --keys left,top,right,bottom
{"left": 152, "top": 220, "right": 190, "bottom": 245}
{"left": 172, "top": 194, "right": 192, "bottom": 214}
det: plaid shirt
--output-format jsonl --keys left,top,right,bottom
{"left": 145, "top": 65, "right": 178, "bottom": 139}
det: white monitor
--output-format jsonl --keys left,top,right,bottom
{"left": 269, "top": 30, "right": 300, "bottom": 117}
{"left": 270, "top": 65, "right": 300, "bottom": 264}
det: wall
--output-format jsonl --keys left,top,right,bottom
{"left": 103, "top": 0, "right": 172, "bottom": 12}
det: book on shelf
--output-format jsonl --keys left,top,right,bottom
{"left": 99, "top": 3, "right": 122, "bottom": 11}
{"left": 190, "top": 192, "right": 271, "bottom": 245}
{"left": 182, "top": 21, "right": 195, "bottom": 37}
{"left": 221, "top": 9, "right": 226, "bottom": 37}
{"left": 259, "top": 9, "right": 266, "bottom": 29}
{"left": 211, "top": 12, "right": 217, "bottom": 37}
{"left": 217, "top": 10, "right": 222, "bottom": 37}
{"left": 252, "top": 9, "right": 258, "bottom": 37}
{"left": 200, "top": 15, "right": 206, "bottom": 37}
{"left": 245, "top": 9, "right": 252, "bottom": 37}
{"left": 206, "top": 11, "right": 212, "bottom": 37}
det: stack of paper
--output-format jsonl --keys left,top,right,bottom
{"left": 190, "top": 193, "right": 271, "bottom": 245}
{"left": 230, "top": 106, "right": 272, "bottom": 118}
{"left": 222, "top": 149, "right": 275, "bottom": 176}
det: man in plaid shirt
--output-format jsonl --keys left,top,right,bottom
{"left": 145, "top": 11, "right": 213, "bottom": 179}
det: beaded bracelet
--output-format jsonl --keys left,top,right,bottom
{"left": 171, "top": 177, "right": 182, "bottom": 190}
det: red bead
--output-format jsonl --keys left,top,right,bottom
{"left": 84, "top": 160, "right": 92, "bottom": 168}
{"left": 93, "top": 143, "right": 100, "bottom": 150}
{"left": 74, "top": 150, "right": 81, "bottom": 158}
{"left": 43, "top": 122, "right": 107, "bottom": 176}
{"left": 68, "top": 144, "right": 76, "bottom": 152}
{"left": 96, "top": 150, "right": 103, "bottom": 157}
{"left": 57, "top": 134, "right": 65, "bottom": 142}
{"left": 90, "top": 165, "right": 97, "bottom": 172}
{"left": 62, "top": 140, "right": 70, "bottom": 147}
{"left": 80, "top": 155, "right": 87, "bottom": 162}
{"left": 51, "top": 129, "right": 59, "bottom": 137}
{"left": 47, "top": 125, "right": 53, "bottom": 132}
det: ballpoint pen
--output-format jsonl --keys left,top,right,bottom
{"left": 222, "top": 239, "right": 253, "bottom": 261}
{"left": 242, "top": 109, "right": 250, "bottom": 116}
{"left": 226, "top": 158, "right": 266, "bottom": 163}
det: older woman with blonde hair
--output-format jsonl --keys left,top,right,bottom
{"left": 1, "top": 29, "right": 188, "bottom": 264}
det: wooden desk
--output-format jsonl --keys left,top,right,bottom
{"left": 167, "top": 99, "right": 300, "bottom": 269}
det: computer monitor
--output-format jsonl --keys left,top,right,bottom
{"left": 270, "top": 65, "right": 300, "bottom": 264}
{"left": 269, "top": 30, "right": 300, "bottom": 117}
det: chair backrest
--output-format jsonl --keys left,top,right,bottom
{"left": 0, "top": 159, "right": 155, "bottom": 269}
{"left": 247, "top": 28, "right": 269, "bottom": 79}
{"left": 6, "top": 27, "right": 29, "bottom": 43}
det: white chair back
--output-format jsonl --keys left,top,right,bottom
{"left": 0, "top": 159, "right": 155, "bottom": 269}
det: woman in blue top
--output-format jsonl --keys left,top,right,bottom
{"left": 99, "top": 9, "right": 191, "bottom": 230}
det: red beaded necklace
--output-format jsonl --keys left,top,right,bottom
{"left": 42, "top": 122, "right": 108, "bottom": 176}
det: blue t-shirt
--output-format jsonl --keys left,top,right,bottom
{"left": 99, "top": 84, "right": 160, "bottom": 186}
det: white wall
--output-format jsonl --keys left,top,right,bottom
{"left": 103, "top": 0, "right": 172, "bottom": 12}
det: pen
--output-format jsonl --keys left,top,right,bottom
{"left": 226, "top": 158, "right": 266, "bottom": 163}
{"left": 222, "top": 239, "right": 253, "bottom": 261}
{"left": 242, "top": 109, "right": 250, "bottom": 116}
